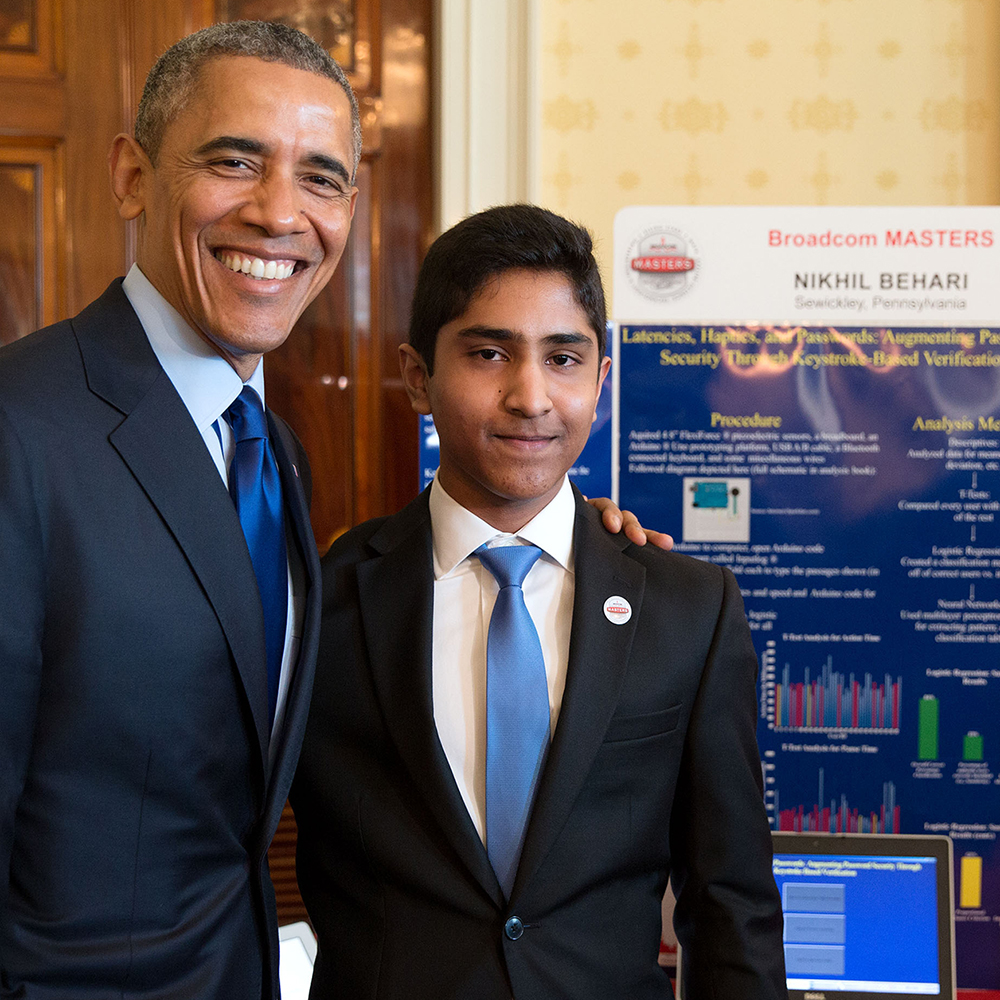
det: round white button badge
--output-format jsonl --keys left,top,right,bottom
{"left": 603, "top": 595, "right": 632, "bottom": 625}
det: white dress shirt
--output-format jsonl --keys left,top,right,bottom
{"left": 429, "top": 474, "right": 577, "bottom": 842}
{"left": 122, "top": 264, "right": 304, "bottom": 766}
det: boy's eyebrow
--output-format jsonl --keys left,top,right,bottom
{"left": 193, "top": 136, "right": 352, "bottom": 183}
{"left": 456, "top": 325, "right": 596, "bottom": 347}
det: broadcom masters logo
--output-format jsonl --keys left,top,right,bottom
{"left": 625, "top": 226, "right": 700, "bottom": 302}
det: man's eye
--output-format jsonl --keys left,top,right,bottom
{"left": 550, "top": 354, "right": 576, "bottom": 366}
{"left": 475, "top": 349, "right": 503, "bottom": 361}
{"left": 307, "top": 175, "right": 346, "bottom": 193}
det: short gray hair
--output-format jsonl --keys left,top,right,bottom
{"left": 135, "top": 20, "right": 361, "bottom": 177}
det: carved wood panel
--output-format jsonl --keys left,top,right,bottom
{"left": 0, "top": 139, "right": 63, "bottom": 344}
{"left": 0, "top": 162, "right": 38, "bottom": 344}
{"left": 220, "top": 0, "right": 357, "bottom": 75}
{"left": 0, "top": 0, "right": 59, "bottom": 78}
{"left": 0, "top": 0, "right": 35, "bottom": 51}
{"left": 0, "top": 0, "right": 215, "bottom": 330}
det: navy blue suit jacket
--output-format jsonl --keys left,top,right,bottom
{"left": 293, "top": 488, "right": 786, "bottom": 999}
{"left": 0, "top": 281, "right": 321, "bottom": 998}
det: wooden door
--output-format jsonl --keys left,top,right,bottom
{"left": 0, "top": 0, "right": 431, "bottom": 923}
{"left": 0, "top": 0, "right": 212, "bottom": 344}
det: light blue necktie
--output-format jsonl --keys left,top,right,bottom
{"left": 477, "top": 543, "right": 550, "bottom": 898}
{"left": 224, "top": 386, "right": 287, "bottom": 729}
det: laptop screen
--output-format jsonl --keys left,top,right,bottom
{"left": 772, "top": 832, "right": 955, "bottom": 1000}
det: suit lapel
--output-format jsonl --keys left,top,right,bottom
{"left": 75, "top": 281, "right": 271, "bottom": 774}
{"left": 358, "top": 494, "right": 503, "bottom": 906}
{"left": 512, "top": 493, "right": 646, "bottom": 898}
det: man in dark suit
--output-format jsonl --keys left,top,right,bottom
{"left": 293, "top": 204, "right": 787, "bottom": 998}
{"left": 0, "top": 21, "right": 360, "bottom": 998}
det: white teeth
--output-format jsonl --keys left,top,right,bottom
{"left": 215, "top": 251, "right": 295, "bottom": 280}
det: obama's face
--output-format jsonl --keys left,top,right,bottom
{"left": 112, "top": 55, "right": 358, "bottom": 378}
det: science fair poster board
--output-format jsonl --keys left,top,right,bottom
{"left": 613, "top": 206, "right": 1000, "bottom": 990}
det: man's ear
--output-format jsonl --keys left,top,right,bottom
{"left": 108, "top": 134, "right": 151, "bottom": 222}
{"left": 592, "top": 355, "right": 612, "bottom": 422}
{"left": 399, "top": 344, "right": 432, "bottom": 415}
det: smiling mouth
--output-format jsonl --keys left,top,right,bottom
{"left": 214, "top": 251, "right": 298, "bottom": 280}
{"left": 496, "top": 434, "right": 556, "bottom": 446}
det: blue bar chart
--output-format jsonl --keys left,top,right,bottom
{"left": 775, "top": 768, "right": 900, "bottom": 834}
{"left": 772, "top": 657, "right": 901, "bottom": 734}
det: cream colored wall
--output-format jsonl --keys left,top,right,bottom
{"left": 538, "top": 0, "right": 1000, "bottom": 280}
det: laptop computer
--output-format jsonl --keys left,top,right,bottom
{"left": 771, "top": 832, "right": 955, "bottom": 1000}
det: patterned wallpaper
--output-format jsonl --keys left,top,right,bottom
{"left": 538, "top": 0, "right": 1000, "bottom": 280}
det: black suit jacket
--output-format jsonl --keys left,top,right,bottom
{"left": 293, "top": 487, "right": 786, "bottom": 999}
{"left": 0, "top": 280, "right": 321, "bottom": 999}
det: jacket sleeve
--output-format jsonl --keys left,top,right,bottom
{"left": 0, "top": 402, "right": 45, "bottom": 921}
{"left": 669, "top": 564, "right": 788, "bottom": 1000}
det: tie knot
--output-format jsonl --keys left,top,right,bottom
{"left": 476, "top": 543, "right": 542, "bottom": 590}
{"left": 224, "top": 386, "right": 268, "bottom": 442}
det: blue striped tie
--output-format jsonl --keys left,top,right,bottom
{"left": 477, "top": 543, "right": 550, "bottom": 898}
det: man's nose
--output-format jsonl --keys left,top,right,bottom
{"left": 240, "top": 172, "right": 304, "bottom": 236}
{"left": 504, "top": 361, "right": 553, "bottom": 417}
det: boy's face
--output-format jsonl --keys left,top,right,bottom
{"left": 400, "top": 268, "right": 610, "bottom": 531}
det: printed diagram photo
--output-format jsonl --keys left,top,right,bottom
{"left": 682, "top": 477, "right": 751, "bottom": 542}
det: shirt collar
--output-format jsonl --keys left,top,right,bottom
{"left": 429, "top": 475, "right": 576, "bottom": 580}
{"left": 122, "top": 264, "right": 264, "bottom": 429}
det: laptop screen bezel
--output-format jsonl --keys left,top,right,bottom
{"left": 772, "top": 832, "right": 955, "bottom": 1000}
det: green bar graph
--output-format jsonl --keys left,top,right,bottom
{"left": 918, "top": 695, "right": 939, "bottom": 761}
{"left": 963, "top": 732, "right": 984, "bottom": 762}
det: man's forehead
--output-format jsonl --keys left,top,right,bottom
{"left": 183, "top": 54, "right": 347, "bottom": 113}
{"left": 162, "top": 55, "right": 354, "bottom": 153}
{"left": 193, "top": 52, "right": 333, "bottom": 87}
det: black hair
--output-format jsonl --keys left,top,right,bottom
{"left": 408, "top": 204, "right": 607, "bottom": 374}
{"left": 135, "top": 20, "right": 361, "bottom": 174}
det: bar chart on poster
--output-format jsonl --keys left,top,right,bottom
{"left": 770, "top": 764, "right": 901, "bottom": 835}
{"left": 613, "top": 207, "right": 1000, "bottom": 990}
{"left": 762, "top": 646, "right": 902, "bottom": 734}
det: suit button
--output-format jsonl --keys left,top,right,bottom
{"left": 504, "top": 916, "right": 524, "bottom": 940}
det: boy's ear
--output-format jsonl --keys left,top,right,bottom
{"left": 592, "top": 355, "right": 612, "bottom": 422}
{"left": 399, "top": 344, "right": 432, "bottom": 415}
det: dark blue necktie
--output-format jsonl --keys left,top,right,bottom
{"left": 224, "top": 386, "right": 287, "bottom": 728}
{"left": 477, "top": 543, "right": 550, "bottom": 898}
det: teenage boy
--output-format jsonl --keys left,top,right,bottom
{"left": 292, "top": 204, "right": 786, "bottom": 999}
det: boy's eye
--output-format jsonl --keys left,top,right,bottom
{"left": 550, "top": 354, "right": 575, "bottom": 366}
{"left": 475, "top": 348, "right": 504, "bottom": 361}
